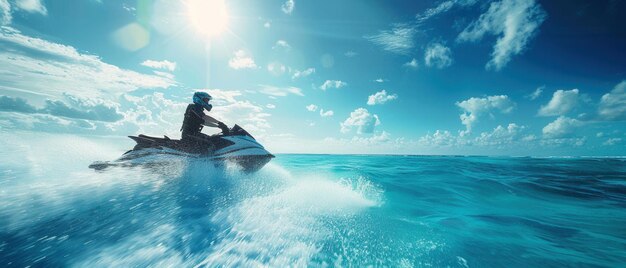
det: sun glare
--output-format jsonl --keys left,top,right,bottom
{"left": 187, "top": 0, "right": 229, "bottom": 37}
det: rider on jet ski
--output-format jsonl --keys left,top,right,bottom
{"left": 181, "top": 92, "right": 230, "bottom": 142}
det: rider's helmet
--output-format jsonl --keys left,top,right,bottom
{"left": 193, "top": 91, "right": 213, "bottom": 111}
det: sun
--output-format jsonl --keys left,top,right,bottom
{"left": 186, "top": 0, "right": 229, "bottom": 38}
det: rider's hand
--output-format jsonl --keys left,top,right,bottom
{"left": 218, "top": 122, "right": 229, "bottom": 134}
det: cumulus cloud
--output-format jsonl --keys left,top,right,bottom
{"left": 474, "top": 123, "right": 524, "bottom": 146}
{"left": 258, "top": 85, "right": 303, "bottom": 97}
{"left": 204, "top": 89, "right": 271, "bottom": 133}
{"left": 117, "top": 92, "right": 191, "bottom": 136}
{"left": 539, "top": 137, "right": 587, "bottom": 147}
{"left": 403, "top": 58, "right": 419, "bottom": 69}
{"left": 0, "top": 27, "right": 174, "bottom": 100}
{"left": 0, "top": 94, "right": 125, "bottom": 130}
{"left": 320, "top": 109, "right": 334, "bottom": 117}
{"left": 538, "top": 89, "right": 579, "bottom": 116}
{"left": 1, "top": 89, "right": 271, "bottom": 137}
{"left": 542, "top": 116, "right": 583, "bottom": 138}
{"left": 320, "top": 80, "right": 347, "bottom": 91}
{"left": 266, "top": 104, "right": 276, "bottom": 109}
{"left": 456, "top": 95, "right": 515, "bottom": 135}
{"left": 292, "top": 68, "right": 315, "bottom": 80}
{"left": 365, "top": 23, "right": 416, "bottom": 55}
{"left": 418, "top": 130, "right": 458, "bottom": 147}
{"left": 141, "top": 60, "right": 176, "bottom": 71}
{"left": 424, "top": 42, "right": 453, "bottom": 69}
{"left": 340, "top": 108, "right": 380, "bottom": 134}
{"left": 273, "top": 40, "right": 290, "bottom": 50}
{"left": 42, "top": 95, "right": 123, "bottom": 122}
{"left": 527, "top": 86, "right": 544, "bottom": 100}
{"left": 367, "top": 90, "right": 398, "bottom": 105}
{"left": 350, "top": 131, "right": 391, "bottom": 145}
{"left": 374, "top": 78, "right": 385, "bottom": 83}
{"left": 0, "top": 95, "right": 37, "bottom": 113}
{"left": 14, "top": 0, "right": 47, "bottom": 15}
{"left": 228, "top": 50, "right": 257, "bottom": 70}
{"left": 457, "top": 0, "right": 547, "bottom": 70}
{"left": 598, "top": 80, "right": 626, "bottom": 121}
{"left": 419, "top": 123, "right": 527, "bottom": 148}
{"left": 603, "top": 138, "right": 622, "bottom": 146}
{"left": 306, "top": 104, "right": 318, "bottom": 112}
{"left": 281, "top": 0, "right": 294, "bottom": 14}
{"left": 264, "top": 21, "right": 271, "bottom": 28}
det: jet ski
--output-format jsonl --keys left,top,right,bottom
{"left": 89, "top": 124, "right": 274, "bottom": 173}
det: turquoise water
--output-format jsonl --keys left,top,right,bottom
{"left": 1, "top": 152, "right": 626, "bottom": 267}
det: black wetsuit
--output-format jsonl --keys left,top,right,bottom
{"left": 181, "top": 103, "right": 209, "bottom": 141}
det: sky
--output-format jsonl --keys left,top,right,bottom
{"left": 0, "top": 0, "right": 624, "bottom": 155}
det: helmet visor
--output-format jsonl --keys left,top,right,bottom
{"left": 202, "top": 97, "right": 210, "bottom": 103}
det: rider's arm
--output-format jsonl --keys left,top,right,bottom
{"left": 202, "top": 114, "right": 222, "bottom": 127}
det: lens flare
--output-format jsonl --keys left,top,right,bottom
{"left": 186, "top": 0, "right": 229, "bottom": 37}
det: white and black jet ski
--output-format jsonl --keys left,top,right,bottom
{"left": 89, "top": 125, "right": 274, "bottom": 173}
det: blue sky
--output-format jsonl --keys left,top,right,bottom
{"left": 0, "top": 0, "right": 624, "bottom": 155}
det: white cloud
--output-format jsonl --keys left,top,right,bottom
{"left": 267, "top": 62, "right": 286, "bottom": 76}
{"left": 292, "top": 68, "right": 315, "bottom": 80}
{"left": 538, "top": 89, "right": 579, "bottom": 116}
{"left": 15, "top": 0, "right": 47, "bottom": 15}
{"left": 281, "top": 0, "right": 294, "bottom": 14}
{"left": 474, "top": 123, "right": 524, "bottom": 146}
{"left": 340, "top": 108, "right": 380, "bottom": 134}
{"left": 374, "top": 78, "right": 385, "bottom": 83}
{"left": 424, "top": 42, "right": 453, "bottom": 69}
{"left": 418, "top": 130, "right": 459, "bottom": 147}
{"left": 0, "top": 27, "right": 175, "bottom": 100}
{"left": 367, "top": 90, "right": 398, "bottom": 105}
{"left": 0, "top": 94, "right": 123, "bottom": 122}
{"left": 1, "top": 0, "right": 11, "bottom": 25}
{"left": 540, "top": 137, "right": 587, "bottom": 147}
{"left": 320, "top": 80, "right": 347, "bottom": 91}
{"left": 403, "top": 58, "right": 419, "bottom": 69}
{"left": 456, "top": 95, "right": 515, "bottom": 135}
{"left": 350, "top": 131, "right": 391, "bottom": 145}
{"left": 416, "top": 0, "right": 477, "bottom": 22}
{"left": 228, "top": 50, "right": 257, "bottom": 70}
{"left": 457, "top": 0, "right": 547, "bottom": 70}
{"left": 365, "top": 23, "right": 416, "bottom": 55}
{"left": 320, "top": 109, "right": 333, "bottom": 117}
{"left": 418, "top": 123, "right": 527, "bottom": 148}
{"left": 603, "top": 138, "right": 622, "bottom": 146}
{"left": 141, "top": 60, "right": 176, "bottom": 71}
{"left": 542, "top": 116, "right": 583, "bottom": 138}
{"left": 273, "top": 40, "right": 290, "bottom": 50}
{"left": 264, "top": 21, "right": 271, "bottom": 28}
{"left": 266, "top": 104, "right": 276, "bottom": 109}
{"left": 204, "top": 89, "right": 271, "bottom": 133}
{"left": 598, "top": 80, "right": 626, "bottom": 121}
{"left": 306, "top": 104, "right": 318, "bottom": 112}
{"left": 258, "top": 85, "right": 304, "bottom": 97}
{"left": 344, "top": 51, "right": 358, "bottom": 57}
{"left": 527, "top": 85, "right": 544, "bottom": 100}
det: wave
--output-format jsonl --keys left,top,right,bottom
{"left": 0, "top": 133, "right": 385, "bottom": 266}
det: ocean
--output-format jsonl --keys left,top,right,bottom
{"left": 1, "top": 141, "right": 625, "bottom": 267}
